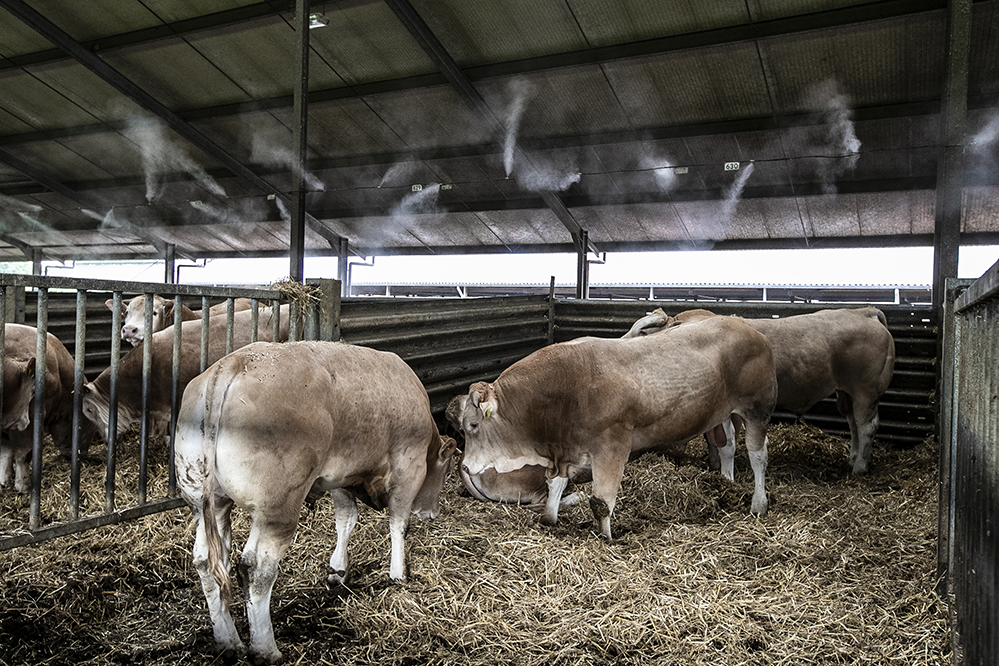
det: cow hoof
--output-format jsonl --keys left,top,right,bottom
{"left": 250, "top": 652, "right": 283, "bottom": 666}
{"left": 327, "top": 570, "right": 348, "bottom": 586}
{"left": 217, "top": 647, "right": 244, "bottom": 665}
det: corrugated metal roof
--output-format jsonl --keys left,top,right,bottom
{"left": 0, "top": 0, "right": 996, "bottom": 264}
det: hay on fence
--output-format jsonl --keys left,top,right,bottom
{"left": 0, "top": 423, "right": 951, "bottom": 665}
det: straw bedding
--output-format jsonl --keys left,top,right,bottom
{"left": 0, "top": 423, "right": 951, "bottom": 665}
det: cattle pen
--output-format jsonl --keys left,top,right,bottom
{"left": 0, "top": 267, "right": 991, "bottom": 664}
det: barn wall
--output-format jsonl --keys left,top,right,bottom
{"left": 939, "top": 270, "right": 999, "bottom": 666}
{"left": 553, "top": 299, "right": 938, "bottom": 447}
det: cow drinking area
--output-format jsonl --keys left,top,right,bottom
{"left": 0, "top": 422, "right": 949, "bottom": 665}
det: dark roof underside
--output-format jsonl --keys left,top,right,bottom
{"left": 1, "top": 0, "right": 998, "bottom": 263}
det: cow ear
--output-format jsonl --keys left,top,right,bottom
{"left": 105, "top": 298, "right": 125, "bottom": 315}
{"left": 469, "top": 390, "right": 481, "bottom": 408}
{"left": 162, "top": 301, "right": 175, "bottom": 320}
{"left": 25, "top": 357, "right": 36, "bottom": 378}
{"left": 438, "top": 436, "right": 457, "bottom": 461}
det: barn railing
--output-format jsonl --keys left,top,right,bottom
{"left": 939, "top": 266, "right": 999, "bottom": 666}
{"left": 0, "top": 275, "right": 338, "bottom": 550}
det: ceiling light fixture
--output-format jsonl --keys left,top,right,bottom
{"left": 309, "top": 12, "right": 329, "bottom": 28}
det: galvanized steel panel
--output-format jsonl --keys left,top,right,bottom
{"left": 569, "top": 0, "right": 749, "bottom": 46}
{"left": 310, "top": 0, "right": 436, "bottom": 84}
{"left": 604, "top": 44, "right": 773, "bottom": 127}
{"left": 362, "top": 86, "right": 494, "bottom": 151}
{"left": 412, "top": 0, "right": 588, "bottom": 66}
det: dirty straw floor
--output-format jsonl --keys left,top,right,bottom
{"left": 0, "top": 423, "right": 950, "bottom": 666}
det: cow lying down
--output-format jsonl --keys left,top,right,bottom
{"left": 105, "top": 294, "right": 253, "bottom": 346}
{"left": 176, "top": 341, "right": 457, "bottom": 664}
{"left": 451, "top": 315, "right": 777, "bottom": 539}
{"left": 1, "top": 324, "right": 95, "bottom": 492}
{"left": 624, "top": 306, "right": 896, "bottom": 475}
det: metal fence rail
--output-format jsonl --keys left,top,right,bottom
{"left": 940, "top": 268, "right": 999, "bottom": 666}
{"left": 0, "top": 274, "right": 316, "bottom": 550}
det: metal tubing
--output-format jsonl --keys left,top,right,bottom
{"left": 225, "top": 297, "right": 235, "bottom": 355}
{"left": 69, "top": 290, "right": 86, "bottom": 520}
{"left": 250, "top": 298, "right": 259, "bottom": 343}
{"left": 28, "top": 289, "right": 48, "bottom": 530}
{"left": 138, "top": 293, "right": 154, "bottom": 504}
{"left": 199, "top": 296, "right": 210, "bottom": 373}
{"left": 169, "top": 293, "right": 184, "bottom": 494}
{"left": 105, "top": 293, "right": 122, "bottom": 514}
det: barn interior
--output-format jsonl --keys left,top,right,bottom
{"left": 1, "top": 1, "right": 997, "bottom": 664}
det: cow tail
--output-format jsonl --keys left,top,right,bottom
{"left": 871, "top": 307, "right": 896, "bottom": 394}
{"left": 200, "top": 361, "right": 233, "bottom": 606}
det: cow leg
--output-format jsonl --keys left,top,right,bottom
{"left": 191, "top": 497, "right": 244, "bottom": 660}
{"left": 705, "top": 419, "right": 738, "bottom": 482}
{"left": 743, "top": 420, "right": 769, "bottom": 515}
{"left": 240, "top": 519, "right": 298, "bottom": 665}
{"left": 7, "top": 431, "right": 32, "bottom": 494}
{"left": 0, "top": 442, "right": 12, "bottom": 489}
{"left": 839, "top": 390, "right": 879, "bottom": 475}
{"left": 588, "top": 439, "right": 630, "bottom": 539}
{"left": 328, "top": 489, "right": 358, "bottom": 585}
{"left": 541, "top": 475, "right": 569, "bottom": 526}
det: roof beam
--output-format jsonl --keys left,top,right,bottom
{"left": 382, "top": 0, "right": 598, "bottom": 255}
{"left": 0, "top": 0, "right": 349, "bottom": 256}
{"left": 0, "top": 0, "right": 334, "bottom": 72}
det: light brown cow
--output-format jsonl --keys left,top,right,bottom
{"left": 81, "top": 305, "right": 289, "bottom": 442}
{"left": 623, "top": 306, "right": 896, "bottom": 474}
{"left": 105, "top": 294, "right": 254, "bottom": 346}
{"left": 1, "top": 324, "right": 95, "bottom": 492}
{"left": 175, "top": 341, "right": 457, "bottom": 664}
{"left": 453, "top": 315, "right": 777, "bottom": 539}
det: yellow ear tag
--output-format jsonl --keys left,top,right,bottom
{"left": 485, "top": 406, "right": 492, "bottom": 418}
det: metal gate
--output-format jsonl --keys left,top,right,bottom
{"left": 939, "top": 267, "right": 999, "bottom": 666}
{"left": 0, "top": 274, "right": 338, "bottom": 550}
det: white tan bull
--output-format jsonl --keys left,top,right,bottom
{"left": 81, "top": 305, "right": 288, "bottom": 442}
{"left": 623, "top": 306, "right": 896, "bottom": 475}
{"left": 453, "top": 315, "right": 777, "bottom": 539}
{"left": 175, "top": 341, "right": 456, "bottom": 664}
{"left": 105, "top": 294, "right": 253, "bottom": 346}
{"left": 1, "top": 324, "right": 95, "bottom": 492}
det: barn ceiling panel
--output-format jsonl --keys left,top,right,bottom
{"left": 0, "top": 0, "right": 996, "bottom": 264}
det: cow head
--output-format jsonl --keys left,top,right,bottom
{"left": 106, "top": 294, "right": 174, "bottom": 346}
{"left": 621, "top": 308, "right": 716, "bottom": 339}
{"left": 459, "top": 462, "right": 550, "bottom": 505}
{"left": 80, "top": 382, "right": 130, "bottom": 442}
{"left": 411, "top": 435, "right": 458, "bottom": 520}
{"left": 1, "top": 357, "right": 36, "bottom": 432}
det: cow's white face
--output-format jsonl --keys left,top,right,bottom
{"left": 115, "top": 295, "right": 171, "bottom": 346}
{"left": 454, "top": 384, "right": 552, "bottom": 479}
{"left": 1, "top": 358, "right": 36, "bottom": 432}
{"left": 80, "top": 383, "right": 125, "bottom": 442}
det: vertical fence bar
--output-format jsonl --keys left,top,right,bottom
{"left": 199, "top": 297, "right": 210, "bottom": 373}
{"left": 289, "top": 301, "right": 301, "bottom": 342}
{"left": 28, "top": 288, "right": 48, "bottom": 531}
{"left": 169, "top": 293, "right": 184, "bottom": 495}
{"left": 272, "top": 299, "right": 280, "bottom": 342}
{"left": 105, "top": 292, "right": 123, "bottom": 513}
{"left": 250, "top": 299, "right": 260, "bottom": 343}
{"left": 225, "top": 298, "right": 235, "bottom": 356}
{"left": 0, "top": 288, "right": 6, "bottom": 442}
{"left": 138, "top": 294, "right": 154, "bottom": 504}
{"left": 69, "top": 290, "right": 86, "bottom": 520}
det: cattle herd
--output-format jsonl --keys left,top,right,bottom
{"left": 0, "top": 298, "right": 896, "bottom": 665}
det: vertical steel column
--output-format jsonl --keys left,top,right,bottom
{"left": 164, "top": 243, "right": 176, "bottom": 284}
{"left": 138, "top": 293, "right": 154, "bottom": 504}
{"left": 337, "top": 237, "right": 349, "bottom": 297}
{"left": 574, "top": 230, "right": 590, "bottom": 300}
{"left": 289, "top": 0, "right": 310, "bottom": 283}
{"left": 31, "top": 249, "right": 42, "bottom": 277}
{"left": 169, "top": 294, "right": 184, "bottom": 494}
{"left": 932, "top": 0, "right": 971, "bottom": 313}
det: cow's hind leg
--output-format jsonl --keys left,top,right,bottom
{"left": 838, "top": 390, "right": 879, "bottom": 475}
{"left": 191, "top": 496, "right": 244, "bottom": 661}
{"left": 588, "top": 430, "right": 631, "bottom": 539}
{"left": 705, "top": 419, "right": 738, "bottom": 481}
{"left": 240, "top": 518, "right": 298, "bottom": 665}
{"left": 328, "top": 489, "right": 358, "bottom": 585}
{"left": 743, "top": 420, "right": 769, "bottom": 515}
